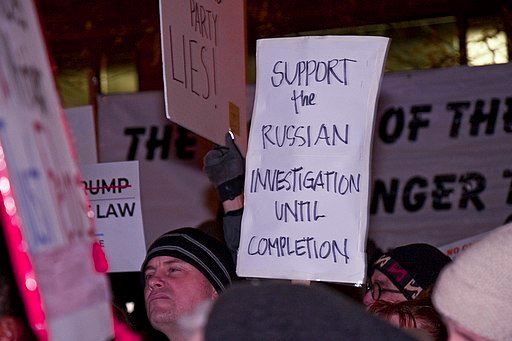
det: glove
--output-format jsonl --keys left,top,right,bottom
{"left": 203, "top": 133, "right": 245, "bottom": 201}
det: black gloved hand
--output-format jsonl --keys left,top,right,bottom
{"left": 203, "top": 133, "right": 245, "bottom": 201}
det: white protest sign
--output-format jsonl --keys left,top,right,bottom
{"left": 64, "top": 105, "right": 98, "bottom": 165}
{"left": 159, "top": 0, "right": 248, "bottom": 153}
{"left": 97, "top": 91, "right": 218, "bottom": 247}
{"left": 369, "top": 63, "right": 512, "bottom": 250}
{"left": 0, "top": 1, "right": 112, "bottom": 339}
{"left": 82, "top": 161, "right": 146, "bottom": 272}
{"left": 237, "top": 36, "right": 390, "bottom": 284}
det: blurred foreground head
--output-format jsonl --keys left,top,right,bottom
{"left": 433, "top": 223, "right": 512, "bottom": 341}
{"left": 204, "top": 282, "right": 415, "bottom": 341}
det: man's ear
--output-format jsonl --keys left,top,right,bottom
{"left": 211, "top": 288, "right": 219, "bottom": 300}
{"left": 0, "top": 316, "right": 22, "bottom": 341}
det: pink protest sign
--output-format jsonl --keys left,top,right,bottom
{"left": 0, "top": 1, "right": 113, "bottom": 340}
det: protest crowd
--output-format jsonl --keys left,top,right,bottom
{"left": 113, "top": 135, "right": 512, "bottom": 340}
{"left": 3, "top": 127, "right": 511, "bottom": 341}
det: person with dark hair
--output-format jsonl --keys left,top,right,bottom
{"left": 141, "top": 227, "right": 237, "bottom": 341}
{"left": 363, "top": 243, "right": 451, "bottom": 306}
{"left": 369, "top": 287, "right": 447, "bottom": 341}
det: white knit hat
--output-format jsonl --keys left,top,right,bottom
{"left": 432, "top": 223, "right": 512, "bottom": 341}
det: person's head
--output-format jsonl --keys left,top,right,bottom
{"left": 369, "top": 287, "right": 447, "bottom": 341}
{"left": 204, "top": 282, "right": 416, "bottom": 341}
{"left": 433, "top": 223, "right": 512, "bottom": 341}
{"left": 364, "top": 243, "right": 451, "bottom": 306}
{"left": 141, "top": 227, "right": 237, "bottom": 339}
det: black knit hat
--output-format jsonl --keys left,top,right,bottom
{"left": 141, "top": 227, "right": 237, "bottom": 293}
{"left": 372, "top": 243, "right": 451, "bottom": 300}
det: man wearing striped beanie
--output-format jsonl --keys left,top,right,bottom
{"left": 141, "top": 227, "right": 237, "bottom": 340}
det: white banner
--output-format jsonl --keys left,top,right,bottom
{"left": 237, "top": 36, "right": 390, "bottom": 284}
{"left": 97, "top": 91, "right": 218, "bottom": 247}
{"left": 64, "top": 105, "right": 98, "bottom": 165}
{"left": 82, "top": 161, "right": 147, "bottom": 272}
{"left": 160, "top": 0, "right": 248, "bottom": 153}
{"left": 369, "top": 63, "right": 512, "bottom": 250}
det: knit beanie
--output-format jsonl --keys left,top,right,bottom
{"left": 433, "top": 223, "right": 512, "bottom": 341}
{"left": 205, "top": 282, "right": 415, "bottom": 341}
{"left": 141, "top": 227, "right": 237, "bottom": 293}
{"left": 373, "top": 243, "right": 451, "bottom": 300}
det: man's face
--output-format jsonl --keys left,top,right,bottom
{"left": 143, "top": 256, "right": 217, "bottom": 331}
{"left": 363, "top": 269, "right": 407, "bottom": 306}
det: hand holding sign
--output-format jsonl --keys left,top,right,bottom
{"left": 203, "top": 132, "right": 245, "bottom": 202}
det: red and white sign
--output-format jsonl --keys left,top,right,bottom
{"left": 82, "top": 161, "right": 147, "bottom": 272}
{"left": 438, "top": 230, "right": 490, "bottom": 259}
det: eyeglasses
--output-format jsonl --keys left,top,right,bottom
{"left": 365, "top": 280, "right": 403, "bottom": 301}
